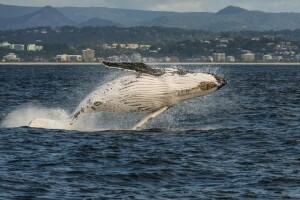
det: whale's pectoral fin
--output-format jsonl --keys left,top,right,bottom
{"left": 132, "top": 106, "right": 169, "bottom": 130}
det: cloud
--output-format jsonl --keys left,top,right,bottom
{"left": 0, "top": 0, "right": 300, "bottom": 12}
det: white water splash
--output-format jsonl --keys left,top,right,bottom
{"left": 0, "top": 104, "right": 142, "bottom": 131}
{"left": 0, "top": 104, "right": 70, "bottom": 129}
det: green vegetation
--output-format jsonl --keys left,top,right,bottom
{"left": 1, "top": 26, "right": 300, "bottom": 61}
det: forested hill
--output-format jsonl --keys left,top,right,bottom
{"left": 2, "top": 26, "right": 300, "bottom": 45}
{"left": 1, "top": 4, "right": 300, "bottom": 31}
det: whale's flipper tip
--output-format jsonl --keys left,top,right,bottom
{"left": 132, "top": 106, "right": 169, "bottom": 130}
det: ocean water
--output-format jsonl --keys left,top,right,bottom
{"left": 0, "top": 64, "right": 299, "bottom": 199}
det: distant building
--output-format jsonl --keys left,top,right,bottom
{"left": 36, "top": 46, "right": 43, "bottom": 51}
{"left": 56, "top": 54, "right": 68, "bottom": 62}
{"left": 295, "top": 54, "right": 300, "bottom": 61}
{"left": 131, "top": 53, "right": 142, "bottom": 62}
{"left": 139, "top": 45, "right": 151, "bottom": 49}
{"left": 82, "top": 48, "right": 95, "bottom": 62}
{"left": 27, "top": 44, "right": 43, "bottom": 51}
{"left": 272, "top": 56, "right": 283, "bottom": 62}
{"left": 119, "top": 54, "right": 131, "bottom": 62}
{"left": 212, "top": 53, "right": 226, "bottom": 62}
{"left": 207, "top": 56, "right": 213, "bottom": 62}
{"left": 241, "top": 53, "right": 255, "bottom": 62}
{"left": 68, "top": 55, "right": 82, "bottom": 62}
{"left": 27, "top": 44, "right": 37, "bottom": 51}
{"left": 142, "top": 57, "right": 156, "bottom": 63}
{"left": 226, "top": 56, "right": 235, "bottom": 62}
{"left": 220, "top": 38, "right": 229, "bottom": 43}
{"left": 107, "top": 56, "right": 120, "bottom": 62}
{"left": 164, "top": 56, "right": 171, "bottom": 62}
{"left": 263, "top": 54, "right": 272, "bottom": 62}
{"left": 0, "top": 42, "right": 10, "bottom": 48}
{"left": 126, "top": 44, "right": 139, "bottom": 49}
{"left": 10, "top": 44, "right": 25, "bottom": 51}
{"left": 0, "top": 41, "right": 11, "bottom": 48}
{"left": 2, "top": 53, "right": 20, "bottom": 62}
{"left": 56, "top": 54, "right": 82, "bottom": 62}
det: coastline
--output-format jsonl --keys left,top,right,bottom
{"left": 0, "top": 62, "right": 300, "bottom": 66}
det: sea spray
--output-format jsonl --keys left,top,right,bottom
{"left": 0, "top": 104, "right": 70, "bottom": 129}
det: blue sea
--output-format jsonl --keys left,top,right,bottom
{"left": 0, "top": 64, "right": 299, "bottom": 199}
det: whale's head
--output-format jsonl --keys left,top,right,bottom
{"left": 171, "top": 71, "right": 227, "bottom": 102}
{"left": 193, "top": 72, "right": 226, "bottom": 93}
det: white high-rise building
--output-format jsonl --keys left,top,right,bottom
{"left": 82, "top": 48, "right": 95, "bottom": 62}
{"left": 263, "top": 54, "right": 272, "bottom": 62}
{"left": 27, "top": 44, "right": 36, "bottom": 51}
{"left": 241, "top": 53, "right": 255, "bottom": 62}
{"left": 11, "top": 44, "right": 25, "bottom": 51}
{"left": 226, "top": 56, "right": 235, "bottom": 62}
{"left": 212, "top": 53, "right": 226, "bottom": 62}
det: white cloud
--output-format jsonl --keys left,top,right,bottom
{"left": 0, "top": 0, "right": 300, "bottom": 12}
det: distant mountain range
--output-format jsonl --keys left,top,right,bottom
{"left": 1, "top": 4, "right": 300, "bottom": 31}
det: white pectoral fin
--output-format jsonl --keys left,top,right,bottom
{"left": 132, "top": 106, "right": 169, "bottom": 130}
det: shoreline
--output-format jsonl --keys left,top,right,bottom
{"left": 0, "top": 62, "right": 300, "bottom": 66}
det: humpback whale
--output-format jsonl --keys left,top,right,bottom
{"left": 29, "top": 62, "right": 226, "bottom": 130}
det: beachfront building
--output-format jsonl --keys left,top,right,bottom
{"left": 126, "top": 44, "right": 139, "bottom": 49}
{"left": 212, "top": 53, "right": 226, "bottom": 62}
{"left": 263, "top": 54, "right": 273, "bottom": 62}
{"left": 10, "top": 44, "right": 25, "bottom": 51}
{"left": 226, "top": 56, "right": 235, "bottom": 62}
{"left": 0, "top": 41, "right": 11, "bottom": 48}
{"left": 56, "top": 54, "right": 82, "bottom": 62}
{"left": 207, "top": 56, "right": 213, "bottom": 62}
{"left": 27, "top": 44, "right": 37, "bottom": 51}
{"left": 82, "top": 48, "right": 95, "bottom": 62}
{"left": 27, "top": 44, "right": 43, "bottom": 51}
{"left": 2, "top": 53, "right": 20, "bottom": 62}
{"left": 241, "top": 53, "right": 255, "bottom": 62}
{"left": 295, "top": 54, "right": 300, "bottom": 61}
{"left": 272, "top": 56, "right": 283, "bottom": 62}
{"left": 107, "top": 56, "right": 120, "bottom": 62}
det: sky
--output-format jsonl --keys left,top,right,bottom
{"left": 0, "top": 0, "right": 299, "bottom": 13}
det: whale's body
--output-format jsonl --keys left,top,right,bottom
{"left": 29, "top": 62, "right": 226, "bottom": 130}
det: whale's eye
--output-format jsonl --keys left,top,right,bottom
{"left": 94, "top": 102, "right": 103, "bottom": 106}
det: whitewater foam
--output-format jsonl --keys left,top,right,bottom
{"left": 0, "top": 104, "right": 70, "bottom": 129}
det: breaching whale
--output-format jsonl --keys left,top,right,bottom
{"left": 29, "top": 62, "right": 226, "bottom": 130}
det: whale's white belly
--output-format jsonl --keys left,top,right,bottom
{"left": 75, "top": 72, "right": 218, "bottom": 115}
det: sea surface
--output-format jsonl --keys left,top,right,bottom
{"left": 0, "top": 64, "right": 299, "bottom": 199}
